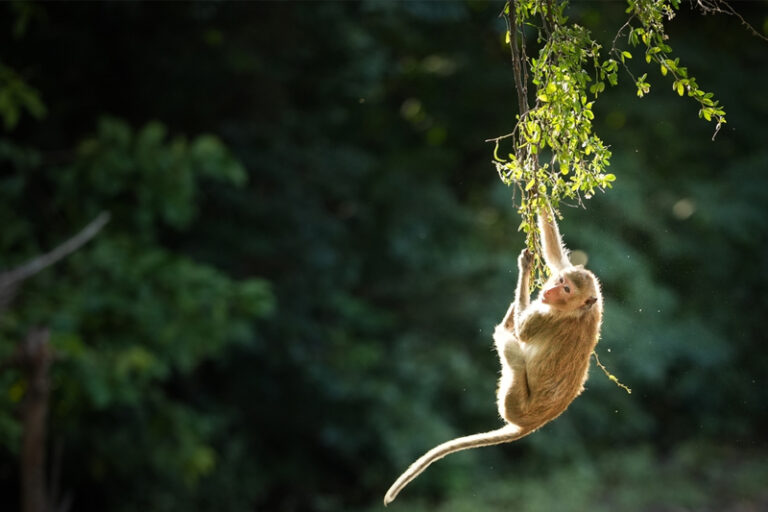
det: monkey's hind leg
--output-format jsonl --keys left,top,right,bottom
{"left": 495, "top": 339, "right": 531, "bottom": 424}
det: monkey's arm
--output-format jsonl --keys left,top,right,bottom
{"left": 514, "top": 249, "right": 532, "bottom": 327}
{"left": 501, "top": 301, "right": 516, "bottom": 331}
{"left": 538, "top": 206, "right": 571, "bottom": 274}
{"left": 500, "top": 249, "right": 533, "bottom": 330}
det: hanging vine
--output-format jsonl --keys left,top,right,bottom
{"left": 490, "top": 0, "right": 730, "bottom": 286}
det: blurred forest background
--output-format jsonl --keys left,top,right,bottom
{"left": 1, "top": 2, "right": 767, "bottom": 511}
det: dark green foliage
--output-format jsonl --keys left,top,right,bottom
{"left": 0, "top": 114, "right": 272, "bottom": 508}
{"left": 0, "top": 2, "right": 767, "bottom": 511}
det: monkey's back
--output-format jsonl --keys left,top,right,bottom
{"left": 522, "top": 309, "right": 602, "bottom": 426}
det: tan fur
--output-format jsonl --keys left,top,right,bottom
{"left": 383, "top": 207, "right": 603, "bottom": 506}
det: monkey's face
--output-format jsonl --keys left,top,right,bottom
{"left": 542, "top": 275, "right": 576, "bottom": 310}
{"left": 542, "top": 272, "right": 595, "bottom": 312}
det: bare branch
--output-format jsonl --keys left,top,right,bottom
{"left": 695, "top": 0, "right": 768, "bottom": 42}
{"left": 0, "top": 212, "right": 111, "bottom": 291}
{"left": 503, "top": 2, "right": 530, "bottom": 125}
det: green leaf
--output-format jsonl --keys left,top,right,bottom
{"left": 546, "top": 82, "right": 557, "bottom": 95}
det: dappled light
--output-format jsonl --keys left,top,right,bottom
{"left": 673, "top": 198, "right": 696, "bottom": 220}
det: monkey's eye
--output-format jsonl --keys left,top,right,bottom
{"left": 559, "top": 277, "right": 564, "bottom": 284}
{"left": 563, "top": 285, "right": 571, "bottom": 293}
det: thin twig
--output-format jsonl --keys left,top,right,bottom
{"left": 609, "top": 17, "right": 640, "bottom": 85}
{"left": 485, "top": 132, "right": 516, "bottom": 144}
{"left": 696, "top": 0, "right": 768, "bottom": 42}
{"left": 485, "top": 117, "right": 524, "bottom": 143}
{"left": 593, "top": 350, "right": 632, "bottom": 394}
{"left": 611, "top": 18, "right": 634, "bottom": 52}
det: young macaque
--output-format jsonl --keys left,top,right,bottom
{"left": 384, "top": 206, "right": 603, "bottom": 506}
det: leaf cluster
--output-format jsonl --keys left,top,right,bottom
{"left": 0, "top": 61, "right": 46, "bottom": 130}
{"left": 618, "top": 1, "right": 725, "bottom": 132}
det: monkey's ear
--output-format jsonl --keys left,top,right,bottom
{"left": 583, "top": 296, "right": 598, "bottom": 309}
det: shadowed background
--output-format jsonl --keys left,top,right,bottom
{"left": 1, "top": 2, "right": 767, "bottom": 511}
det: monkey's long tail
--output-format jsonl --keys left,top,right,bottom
{"left": 383, "top": 423, "right": 528, "bottom": 506}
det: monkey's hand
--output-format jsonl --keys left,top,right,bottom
{"left": 540, "top": 201, "right": 556, "bottom": 221}
{"left": 517, "top": 248, "right": 533, "bottom": 274}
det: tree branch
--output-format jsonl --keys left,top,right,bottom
{"left": 0, "top": 212, "right": 111, "bottom": 293}
{"left": 695, "top": 0, "right": 768, "bottom": 42}
{"left": 504, "top": 2, "right": 530, "bottom": 127}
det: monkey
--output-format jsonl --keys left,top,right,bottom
{"left": 383, "top": 206, "right": 603, "bottom": 506}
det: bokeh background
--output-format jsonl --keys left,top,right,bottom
{"left": 1, "top": 2, "right": 767, "bottom": 511}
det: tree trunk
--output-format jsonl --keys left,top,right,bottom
{"left": 21, "top": 328, "right": 52, "bottom": 512}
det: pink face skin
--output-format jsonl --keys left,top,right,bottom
{"left": 542, "top": 275, "right": 576, "bottom": 310}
